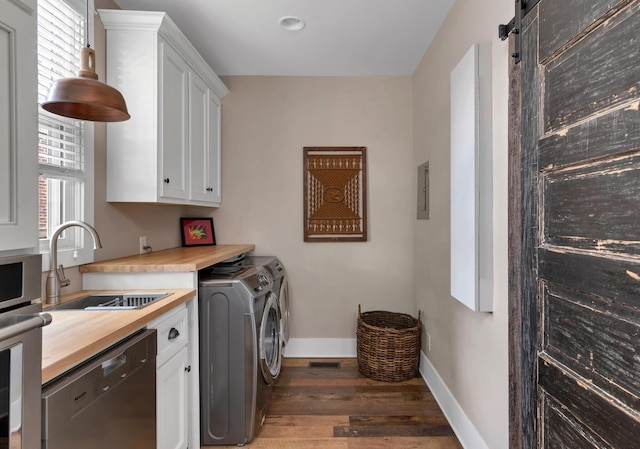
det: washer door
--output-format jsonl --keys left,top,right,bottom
{"left": 278, "top": 277, "right": 290, "bottom": 346}
{"left": 260, "top": 292, "right": 282, "bottom": 384}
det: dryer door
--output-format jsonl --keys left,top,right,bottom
{"left": 278, "top": 277, "right": 290, "bottom": 346}
{"left": 259, "top": 292, "right": 281, "bottom": 385}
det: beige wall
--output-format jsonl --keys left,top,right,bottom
{"left": 413, "top": 0, "right": 511, "bottom": 447}
{"left": 210, "top": 76, "right": 415, "bottom": 339}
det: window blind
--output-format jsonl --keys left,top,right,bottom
{"left": 37, "top": 0, "right": 85, "bottom": 177}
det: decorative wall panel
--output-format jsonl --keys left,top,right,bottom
{"left": 303, "top": 147, "right": 367, "bottom": 242}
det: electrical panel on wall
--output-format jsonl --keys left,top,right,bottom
{"left": 417, "top": 161, "right": 429, "bottom": 220}
{"left": 449, "top": 43, "right": 493, "bottom": 312}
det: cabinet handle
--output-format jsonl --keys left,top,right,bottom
{"left": 168, "top": 327, "right": 180, "bottom": 340}
{"left": 185, "top": 365, "right": 191, "bottom": 373}
{"left": 164, "top": 178, "right": 170, "bottom": 184}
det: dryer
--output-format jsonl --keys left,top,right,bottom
{"left": 198, "top": 265, "right": 282, "bottom": 446}
{"left": 224, "top": 256, "right": 290, "bottom": 347}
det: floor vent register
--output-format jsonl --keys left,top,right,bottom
{"left": 308, "top": 361, "right": 341, "bottom": 369}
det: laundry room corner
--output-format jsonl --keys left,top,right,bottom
{"left": 208, "top": 75, "right": 416, "bottom": 356}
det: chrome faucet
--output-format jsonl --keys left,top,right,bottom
{"left": 46, "top": 221, "right": 103, "bottom": 305}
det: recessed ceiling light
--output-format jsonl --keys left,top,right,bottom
{"left": 279, "top": 16, "right": 305, "bottom": 31}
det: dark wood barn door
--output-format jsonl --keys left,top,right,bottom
{"left": 510, "top": 0, "right": 640, "bottom": 448}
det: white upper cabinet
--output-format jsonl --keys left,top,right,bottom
{"left": 98, "top": 10, "right": 228, "bottom": 207}
{"left": 189, "top": 72, "right": 222, "bottom": 204}
{"left": 0, "top": 0, "right": 38, "bottom": 252}
{"left": 160, "top": 42, "right": 189, "bottom": 201}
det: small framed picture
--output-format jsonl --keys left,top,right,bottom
{"left": 180, "top": 217, "right": 216, "bottom": 246}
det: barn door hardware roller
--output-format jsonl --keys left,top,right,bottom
{"left": 498, "top": 0, "right": 539, "bottom": 63}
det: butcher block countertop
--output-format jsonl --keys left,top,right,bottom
{"left": 41, "top": 288, "right": 196, "bottom": 384}
{"left": 79, "top": 244, "right": 255, "bottom": 273}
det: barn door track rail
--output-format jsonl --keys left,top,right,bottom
{"left": 499, "top": 0, "right": 540, "bottom": 63}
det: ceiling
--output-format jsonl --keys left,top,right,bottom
{"left": 112, "top": 0, "right": 456, "bottom": 76}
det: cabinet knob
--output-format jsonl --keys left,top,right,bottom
{"left": 168, "top": 327, "right": 180, "bottom": 340}
{"left": 164, "top": 178, "right": 170, "bottom": 184}
{"left": 185, "top": 365, "right": 191, "bottom": 373}
{"left": 206, "top": 187, "right": 213, "bottom": 192}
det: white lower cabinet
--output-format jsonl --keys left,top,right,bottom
{"left": 157, "top": 345, "right": 189, "bottom": 449}
{"left": 148, "top": 303, "right": 191, "bottom": 449}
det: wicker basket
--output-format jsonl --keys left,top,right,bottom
{"left": 356, "top": 304, "right": 421, "bottom": 382}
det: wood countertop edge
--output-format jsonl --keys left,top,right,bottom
{"left": 42, "top": 322, "right": 146, "bottom": 385}
{"left": 42, "top": 288, "right": 196, "bottom": 384}
{"left": 79, "top": 264, "right": 201, "bottom": 273}
{"left": 79, "top": 244, "right": 255, "bottom": 273}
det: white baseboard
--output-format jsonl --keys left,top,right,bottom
{"left": 283, "top": 338, "right": 357, "bottom": 358}
{"left": 420, "top": 351, "right": 489, "bottom": 449}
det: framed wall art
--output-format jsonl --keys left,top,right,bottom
{"left": 180, "top": 217, "right": 216, "bottom": 246}
{"left": 303, "top": 147, "right": 368, "bottom": 242}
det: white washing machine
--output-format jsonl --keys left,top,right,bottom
{"left": 198, "top": 265, "right": 282, "bottom": 445}
{"left": 223, "top": 256, "right": 290, "bottom": 347}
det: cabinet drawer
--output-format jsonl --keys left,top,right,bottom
{"left": 148, "top": 304, "right": 188, "bottom": 366}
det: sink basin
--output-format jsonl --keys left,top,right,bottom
{"left": 51, "top": 292, "right": 170, "bottom": 310}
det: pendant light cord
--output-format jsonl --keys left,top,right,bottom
{"left": 86, "top": 0, "right": 90, "bottom": 48}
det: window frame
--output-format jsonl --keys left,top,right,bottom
{"left": 37, "top": 0, "right": 96, "bottom": 272}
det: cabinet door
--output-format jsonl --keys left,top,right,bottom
{"left": 157, "top": 345, "right": 189, "bottom": 449}
{"left": 206, "top": 92, "right": 222, "bottom": 205}
{"left": 189, "top": 73, "right": 221, "bottom": 205}
{"left": 0, "top": 0, "right": 37, "bottom": 252}
{"left": 188, "top": 73, "right": 209, "bottom": 203}
{"left": 159, "top": 42, "right": 188, "bottom": 201}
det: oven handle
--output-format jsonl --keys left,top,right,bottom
{"left": 0, "top": 312, "right": 53, "bottom": 341}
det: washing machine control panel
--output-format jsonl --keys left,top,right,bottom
{"left": 251, "top": 270, "right": 272, "bottom": 293}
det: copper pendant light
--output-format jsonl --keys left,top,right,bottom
{"left": 41, "top": 2, "right": 129, "bottom": 122}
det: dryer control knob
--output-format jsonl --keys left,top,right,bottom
{"left": 257, "top": 272, "right": 270, "bottom": 285}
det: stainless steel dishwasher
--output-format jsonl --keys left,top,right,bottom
{"left": 42, "top": 329, "right": 157, "bottom": 449}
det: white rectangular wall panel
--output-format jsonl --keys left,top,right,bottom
{"left": 450, "top": 43, "right": 493, "bottom": 312}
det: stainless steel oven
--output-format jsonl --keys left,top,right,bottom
{"left": 0, "top": 254, "right": 52, "bottom": 449}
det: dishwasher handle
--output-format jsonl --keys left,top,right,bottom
{"left": 102, "top": 351, "right": 126, "bottom": 377}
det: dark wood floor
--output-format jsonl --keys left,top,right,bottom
{"left": 205, "top": 358, "right": 462, "bottom": 448}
